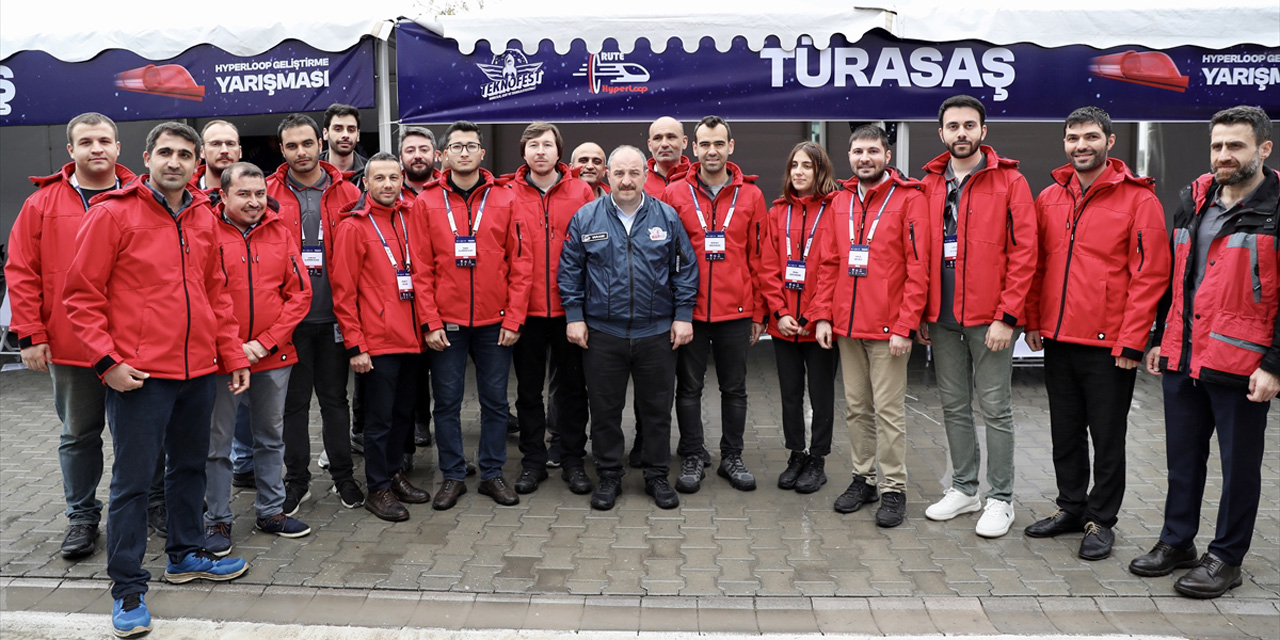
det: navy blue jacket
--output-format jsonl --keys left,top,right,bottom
{"left": 558, "top": 194, "right": 698, "bottom": 339}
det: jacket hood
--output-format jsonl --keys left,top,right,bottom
{"left": 648, "top": 155, "right": 690, "bottom": 177}
{"left": 1050, "top": 157, "right": 1154, "bottom": 194}
{"left": 95, "top": 174, "right": 212, "bottom": 211}
{"left": 434, "top": 167, "right": 499, "bottom": 194}
{"left": 30, "top": 162, "right": 136, "bottom": 190}
{"left": 342, "top": 191, "right": 409, "bottom": 217}
{"left": 1187, "top": 165, "right": 1279, "bottom": 215}
{"left": 269, "top": 160, "right": 348, "bottom": 191}
{"left": 681, "top": 161, "right": 759, "bottom": 188}
{"left": 922, "top": 144, "right": 1020, "bottom": 175}
{"left": 838, "top": 166, "right": 924, "bottom": 194}
{"left": 771, "top": 191, "right": 838, "bottom": 208}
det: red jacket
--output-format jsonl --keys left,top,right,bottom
{"left": 212, "top": 205, "right": 311, "bottom": 373}
{"left": 760, "top": 193, "right": 837, "bottom": 342}
{"left": 810, "top": 171, "right": 930, "bottom": 340}
{"left": 505, "top": 163, "right": 595, "bottom": 318}
{"left": 410, "top": 169, "right": 532, "bottom": 332}
{"left": 1156, "top": 168, "right": 1280, "bottom": 386}
{"left": 189, "top": 165, "right": 219, "bottom": 197}
{"left": 663, "top": 162, "right": 768, "bottom": 323}
{"left": 645, "top": 156, "right": 690, "bottom": 199}
{"left": 6, "top": 162, "right": 135, "bottom": 366}
{"left": 1027, "top": 158, "right": 1171, "bottom": 360}
{"left": 331, "top": 195, "right": 425, "bottom": 357}
{"left": 265, "top": 161, "right": 362, "bottom": 264}
{"left": 920, "top": 145, "right": 1038, "bottom": 326}
{"left": 63, "top": 178, "right": 250, "bottom": 379}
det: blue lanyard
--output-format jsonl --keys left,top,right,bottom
{"left": 785, "top": 201, "right": 826, "bottom": 261}
{"left": 368, "top": 210, "right": 411, "bottom": 270}
{"left": 688, "top": 184, "right": 741, "bottom": 231}
{"left": 848, "top": 185, "right": 895, "bottom": 245}
{"left": 443, "top": 187, "right": 492, "bottom": 236}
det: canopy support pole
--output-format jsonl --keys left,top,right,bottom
{"left": 376, "top": 37, "right": 393, "bottom": 154}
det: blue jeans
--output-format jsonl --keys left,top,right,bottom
{"left": 105, "top": 376, "right": 215, "bottom": 599}
{"left": 50, "top": 363, "right": 163, "bottom": 525}
{"left": 230, "top": 404, "right": 254, "bottom": 474}
{"left": 206, "top": 367, "right": 291, "bottom": 523}
{"left": 428, "top": 323, "right": 512, "bottom": 481}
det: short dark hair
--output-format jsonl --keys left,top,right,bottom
{"left": 695, "top": 115, "right": 732, "bottom": 141}
{"left": 399, "top": 126, "right": 436, "bottom": 150}
{"left": 145, "top": 122, "right": 200, "bottom": 154}
{"left": 220, "top": 161, "right": 265, "bottom": 192}
{"left": 366, "top": 151, "right": 402, "bottom": 169}
{"left": 938, "top": 95, "right": 986, "bottom": 127}
{"left": 520, "top": 121, "right": 563, "bottom": 158}
{"left": 444, "top": 120, "right": 483, "bottom": 148}
{"left": 323, "top": 104, "right": 361, "bottom": 130}
{"left": 201, "top": 119, "right": 238, "bottom": 138}
{"left": 66, "top": 112, "right": 118, "bottom": 144}
{"left": 1064, "top": 106, "right": 1113, "bottom": 137}
{"left": 1211, "top": 105, "right": 1272, "bottom": 144}
{"left": 849, "top": 124, "right": 890, "bottom": 149}
{"left": 277, "top": 114, "right": 321, "bottom": 141}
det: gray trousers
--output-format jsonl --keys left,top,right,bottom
{"left": 204, "top": 366, "right": 292, "bottom": 524}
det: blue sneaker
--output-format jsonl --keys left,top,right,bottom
{"left": 112, "top": 592, "right": 151, "bottom": 638}
{"left": 204, "top": 522, "right": 232, "bottom": 557}
{"left": 163, "top": 550, "right": 248, "bottom": 584}
{"left": 255, "top": 513, "right": 311, "bottom": 538}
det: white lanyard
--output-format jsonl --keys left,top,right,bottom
{"left": 444, "top": 187, "right": 491, "bottom": 236}
{"left": 688, "top": 184, "right": 741, "bottom": 232}
{"left": 847, "top": 185, "right": 896, "bottom": 246}
{"left": 785, "top": 202, "right": 826, "bottom": 261}
{"left": 368, "top": 210, "right": 411, "bottom": 270}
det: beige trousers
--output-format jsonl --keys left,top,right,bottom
{"left": 836, "top": 336, "right": 908, "bottom": 493}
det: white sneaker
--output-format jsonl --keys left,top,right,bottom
{"left": 975, "top": 498, "right": 1015, "bottom": 538}
{"left": 317, "top": 450, "right": 330, "bottom": 470}
{"left": 924, "top": 487, "right": 981, "bottom": 521}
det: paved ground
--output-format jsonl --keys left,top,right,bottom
{"left": 1, "top": 345, "right": 1277, "bottom": 637}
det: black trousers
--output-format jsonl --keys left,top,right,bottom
{"left": 361, "top": 353, "right": 419, "bottom": 492}
{"left": 283, "top": 321, "right": 353, "bottom": 486}
{"left": 512, "top": 316, "right": 589, "bottom": 471}
{"left": 583, "top": 330, "right": 676, "bottom": 480}
{"left": 675, "top": 318, "right": 751, "bottom": 459}
{"left": 1160, "top": 369, "right": 1271, "bottom": 566}
{"left": 352, "top": 356, "right": 429, "bottom": 452}
{"left": 1042, "top": 339, "right": 1136, "bottom": 528}
{"left": 773, "top": 338, "right": 838, "bottom": 457}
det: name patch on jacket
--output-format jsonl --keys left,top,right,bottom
{"left": 649, "top": 227, "right": 668, "bottom": 242}
{"left": 582, "top": 232, "right": 609, "bottom": 243}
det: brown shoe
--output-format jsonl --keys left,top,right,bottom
{"left": 364, "top": 488, "right": 409, "bottom": 522}
{"left": 391, "top": 472, "right": 431, "bottom": 504}
{"left": 479, "top": 476, "right": 519, "bottom": 506}
{"left": 432, "top": 479, "right": 467, "bottom": 511}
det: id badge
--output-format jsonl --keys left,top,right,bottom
{"left": 848, "top": 244, "right": 870, "bottom": 277}
{"left": 302, "top": 245, "right": 324, "bottom": 276}
{"left": 333, "top": 323, "right": 344, "bottom": 344}
{"left": 455, "top": 235, "right": 477, "bottom": 267}
{"left": 943, "top": 234, "right": 958, "bottom": 269}
{"left": 784, "top": 260, "right": 807, "bottom": 290}
{"left": 396, "top": 268, "right": 415, "bottom": 300}
{"left": 704, "top": 231, "right": 726, "bottom": 261}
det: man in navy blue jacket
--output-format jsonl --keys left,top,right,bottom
{"left": 558, "top": 145, "right": 698, "bottom": 511}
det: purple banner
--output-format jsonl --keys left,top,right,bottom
{"left": 397, "top": 22, "right": 1278, "bottom": 123}
{"left": 0, "top": 39, "right": 375, "bottom": 127}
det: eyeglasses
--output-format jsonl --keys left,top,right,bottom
{"left": 446, "top": 142, "right": 482, "bottom": 154}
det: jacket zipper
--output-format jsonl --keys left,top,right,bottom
{"left": 1051, "top": 183, "right": 1105, "bottom": 339}
{"left": 909, "top": 222, "right": 918, "bottom": 260}
{"left": 1136, "top": 230, "right": 1145, "bottom": 271}
{"left": 792, "top": 204, "right": 808, "bottom": 343}
{"left": 464, "top": 190, "right": 476, "bottom": 328}
{"left": 244, "top": 234, "right": 255, "bottom": 338}
{"left": 625, "top": 228, "right": 635, "bottom": 338}
{"left": 542, "top": 193, "right": 552, "bottom": 314}
{"left": 1006, "top": 209, "right": 1018, "bottom": 247}
{"left": 847, "top": 193, "right": 869, "bottom": 337}
{"left": 389, "top": 213, "right": 418, "bottom": 334}
{"left": 218, "top": 246, "right": 229, "bottom": 286}
{"left": 705, "top": 189, "right": 717, "bottom": 322}
{"left": 290, "top": 255, "right": 307, "bottom": 291}
{"left": 177, "top": 219, "right": 192, "bottom": 377}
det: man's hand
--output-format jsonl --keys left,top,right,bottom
{"left": 777, "top": 315, "right": 800, "bottom": 337}
{"left": 985, "top": 320, "right": 1014, "bottom": 351}
{"left": 104, "top": 363, "right": 149, "bottom": 392}
{"left": 425, "top": 329, "right": 450, "bottom": 351}
{"left": 1247, "top": 367, "right": 1280, "bottom": 402}
{"left": 1145, "top": 347, "right": 1162, "bottom": 376}
{"left": 1024, "top": 330, "right": 1043, "bottom": 352}
{"left": 241, "top": 340, "right": 269, "bottom": 365}
{"left": 670, "top": 321, "right": 693, "bottom": 349}
{"left": 499, "top": 328, "right": 521, "bottom": 347}
{"left": 228, "top": 368, "right": 251, "bottom": 395}
{"left": 566, "top": 322, "right": 589, "bottom": 349}
{"left": 1115, "top": 356, "right": 1140, "bottom": 370}
{"left": 815, "top": 320, "right": 833, "bottom": 349}
{"left": 20, "top": 343, "right": 51, "bottom": 372}
{"left": 917, "top": 322, "right": 931, "bottom": 346}
{"left": 750, "top": 322, "right": 766, "bottom": 346}
{"left": 889, "top": 334, "right": 912, "bottom": 357}
{"left": 349, "top": 352, "right": 373, "bottom": 374}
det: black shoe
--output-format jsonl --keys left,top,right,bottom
{"left": 1130, "top": 541, "right": 1199, "bottom": 577}
{"left": 1024, "top": 509, "right": 1086, "bottom": 538}
{"left": 794, "top": 456, "right": 827, "bottom": 494}
{"left": 515, "top": 468, "right": 549, "bottom": 494}
{"left": 875, "top": 491, "right": 906, "bottom": 528}
{"left": 147, "top": 503, "right": 168, "bottom": 538}
{"left": 675, "top": 455, "right": 705, "bottom": 493}
{"left": 717, "top": 454, "right": 757, "bottom": 491}
{"left": 1174, "top": 553, "right": 1243, "bottom": 599}
{"left": 60, "top": 523, "right": 99, "bottom": 559}
{"left": 1079, "top": 521, "right": 1115, "bottom": 560}
{"left": 414, "top": 423, "right": 434, "bottom": 447}
{"left": 590, "top": 476, "right": 622, "bottom": 510}
{"left": 833, "top": 476, "right": 879, "bottom": 514}
{"left": 331, "top": 479, "right": 365, "bottom": 509}
{"left": 231, "top": 470, "right": 256, "bottom": 488}
{"left": 645, "top": 478, "right": 680, "bottom": 509}
{"left": 350, "top": 431, "right": 364, "bottom": 455}
{"left": 563, "top": 467, "right": 592, "bottom": 495}
{"left": 778, "top": 451, "right": 808, "bottom": 490}
{"left": 282, "top": 484, "right": 311, "bottom": 517}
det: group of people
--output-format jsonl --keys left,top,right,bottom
{"left": 6, "top": 97, "right": 1276, "bottom": 638}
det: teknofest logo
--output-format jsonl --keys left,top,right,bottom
{"left": 475, "top": 50, "right": 544, "bottom": 100}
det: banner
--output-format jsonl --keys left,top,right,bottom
{"left": 0, "top": 39, "right": 375, "bottom": 127}
{"left": 397, "top": 22, "right": 1278, "bottom": 123}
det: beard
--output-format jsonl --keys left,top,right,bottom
{"left": 1215, "top": 154, "right": 1261, "bottom": 186}
{"left": 405, "top": 163, "right": 434, "bottom": 182}
{"left": 947, "top": 137, "right": 982, "bottom": 160}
